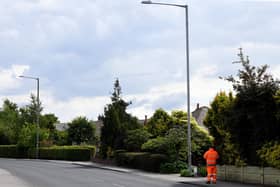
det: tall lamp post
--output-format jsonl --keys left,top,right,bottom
{"left": 19, "top": 75, "right": 40, "bottom": 159}
{"left": 141, "top": 0, "right": 192, "bottom": 172}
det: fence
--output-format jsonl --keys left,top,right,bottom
{"left": 217, "top": 165, "right": 280, "bottom": 186}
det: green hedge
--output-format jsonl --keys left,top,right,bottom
{"left": 0, "top": 145, "right": 28, "bottom": 158}
{"left": 114, "top": 151, "right": 167, "bottom": 172}
{"left": 0, "top": 145, "right": 95, "bottom": 161}
{"left": 257, "top": 141, "right": 280, "bottom": 169}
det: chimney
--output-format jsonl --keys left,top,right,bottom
{"left": 196, "top": 103, "right": 200, "bottom": 110}
{"left": 144, "top": 115, "right": 148, "bottom": 125}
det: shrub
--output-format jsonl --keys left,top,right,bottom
{"left": 124, "top": 129, "right": 152, "bottom": 151}
{"left": 141, "top": 137, "right": 167, "bottom": 154}
{"left": 257, "top": 141, "right": 280, "bottom": 169}
{"left": 160, "top": 161, "right": 187, "bottom": 173}
{"left": 38, "top": 146, "right": 96, "bottom": 161}
{"left": 0, "top": 145, "right": 28, "bottom": 158}
{"left": 114, "top": 151, "right": 167, "bottom": 172}
{"left": 197, "top": 166, "right": 207, "bottom": 177}
{"left": 180, "top": 169, "right": 193, "bottom": 177}
{"left": 0, "top": 145, "right": 95, "bottom": 161}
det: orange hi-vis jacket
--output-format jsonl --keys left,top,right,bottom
{"left": 203, "top": 148, "right": 219, "bottom": 166}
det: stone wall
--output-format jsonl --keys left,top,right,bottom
{"left": 217, "top": 165, "right": 280, "bottom": 186}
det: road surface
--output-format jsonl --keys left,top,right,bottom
{"left": 0, "top": 158, "right": 194, "bottom": 187}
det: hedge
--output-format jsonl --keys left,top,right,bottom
{"left": 0, "top": 145, "right": 95, "bottom": 161}
{"left": 114, "top": 151, "right": 167, "bottom": 172}
{"left": 0, "top": 145, "right": 28, "bottom": 158}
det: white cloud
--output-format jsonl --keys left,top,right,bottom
{"left": 0, "top": 65, "right": 29, "bottom": 90}
{"left": 42, "top": 93, "right": 110, "bottom": 123}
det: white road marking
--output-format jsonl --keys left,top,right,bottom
{"left": 112, "top": 183, "right": 125, "bottom": 187}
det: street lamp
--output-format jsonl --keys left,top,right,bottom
{"left": 19, "top": 75, "right": 40, "bottom": 159}
{"left": 141, "top": 0, "right": 192, "bottom": 172}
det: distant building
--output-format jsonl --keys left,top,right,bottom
{"left": 55, "top": 123, "right": 69, "bottom": 131}
{"left": 191, "top": 103, "right": 209, "bottom": 130}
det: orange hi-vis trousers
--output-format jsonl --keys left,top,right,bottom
{"left": 207, "top": 166, "right": 217, "bottom": 182}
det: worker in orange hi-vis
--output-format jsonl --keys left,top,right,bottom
{"left": 203, "top": 147, "right": 219, "bottom": 184}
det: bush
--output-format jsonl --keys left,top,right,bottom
{"left": 114, "top": 151, "right": 167, "bottom": 172}
{"left": 180, "top": 169, "right": 193, "bottom": 177}
{"left": 0, "top": 145, "right": 95, "bottom": 161}
{"left": 197, "top": 166, "right": 207, "bottom": 177}
{"left": 141, "top": 137, "right": 167, "bottom": 154}
{"left": 124, "top": 129, "right": 152, "bottom": 151}
{"left": 257, "top": 141, "right": 280, "bottom": 169}
{"left": 160, "top": 161, "right": 187, "bottom": 173}
{"left": 38, "top": 146, "right": 96, "bottom": 161}
{"left": 0, "top": 145, "right": 28, "bottom": 158}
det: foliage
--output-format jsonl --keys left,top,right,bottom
{"left": 180, "top": 169, "right": 193, "bottom": 177}
{"left": 114, "top": 151, "right": 167, "bottom": 172}
{"left": 100, "top": 79, "right": 140, "bottom": 158}
{"left": 220, "top": 49, "right": 280, "bottom": 165}
{"left": 17, "top": 124, "right": 50, "bottom": 148}
{"left": 145, "top": 109, "right": 173, "bottom": 137}
{"left": 197, "top": 166, "right": 207, "bottom": 177}
{"left": 0, "top": 100, "right": 21, "bottom": 144}
{"left": 124, "top": 128, "right": 152, "bottom": 151}
{"left": 275, "top": 90, "right": 280, "bottom": 121}
{"left": 0, "top": 145, "right": 95, "bottom": 161}
{"left": 141, "top": 137, "right": 167, "bottom": 154}
{"left": 19, "top": 94, "right": 43, "bottom": 126}
{"left": 37, "top": 146, "right": 95, "bottom": 161}
{"left": 0, "top": 96, "right": 60, "bottom": 146}
{"left": 54, "top": 131, "right": 69, "bottom": 146}
{"left": 67, "top": 116, "right": 96, "bottom": 145}
{"left": 204, "top": 92, "right": 242, "bottom": 165}
{"left": 0, "top": 145, "right": 21, "bottom": 158}
{"left": 257, "top": 141, "right": 280, "bottom": 169}
{"left": 160, "top": 161, "right": 187, "bottom": 173}
{"left": 142, "top": 110, "right": 212, "bottom": 165}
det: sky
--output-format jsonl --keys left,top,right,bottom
{"left": 1, "top": 0, "right": 280, "bottom": 122}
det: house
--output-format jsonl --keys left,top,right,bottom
{"left": 191, "top": 103, "right": 209, "bottom": 130}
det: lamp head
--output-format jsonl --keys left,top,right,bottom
{"left": 141, "top": 0, "right": 152, "bottom": 4}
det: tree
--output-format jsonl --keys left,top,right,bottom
{"left": 124, "top": 128, "right": 152, "bottom": 151}
{"left": 218, "top": 48, "right": 280, "bottom": 165}
{"left": 19, "top": 94, "right": 43, "bottom": 126}
{"left": 204, "top": 92, "right": 243, "bottom": 165}
{"left": 67, "top": 116, "right": 96, "bottom": 145}
{"left": 144, "top": 109, "right": 173, "bottom": 137}
{"left": 99, "top": 79, "right": 140, "bottom": 158}
{"left": 17, "top": 124, "right": 50, "bottom": 148}
{"left": 143, "top": 109, "right": 212, "bottom": 165}
{"left": 0, "top": 99, "right": 21, "bottom": 144}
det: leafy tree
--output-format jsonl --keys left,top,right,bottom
{"left": 67, "top": 116, "right": 96, "bottom": 145}
{"left": 204, "top": 92, "right": 243, "bottom": 165}
{"left": 217, "top": 48, "right": 280, "bottom": 165}
{"left": 143, "top": 109, "right": 212, "bottom": 165}
{"left": 257, "top": 141, "right": 280, "bottom": 169}
{"left": 99, "top": 79, "right": 140, "bottom": 158}
{"left": 40, "top": 114, "right": 59, "bottom": 130}
{"left": 0, "top": 99, "right": 21, "bottom": 144}
{"left": 275, "top": 90, "right": 280, "bottom": 121}
{"left": 145, "top": 109, "right": 173, "bottom": 137}
{"left": 124, "top": 128, "right": 152, "bottom": 151}
{"left": 19, "top": 94, "right": 43, "bottom": 126}
{"left": 17, "top": 124, "right": 50, "bottom": 148}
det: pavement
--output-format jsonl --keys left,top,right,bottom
{"left": 0, "top": 168, "right": 30, "bottom": 187}
{"left": 69, "top": 161, "right": 264, "bottom": 187}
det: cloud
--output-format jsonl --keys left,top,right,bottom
{"left": 0, "top": 65, "right": 29, "bottom": 90}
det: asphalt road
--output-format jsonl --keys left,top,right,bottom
{"left": 0, "top": 158, "right": 194, "bottom": 187}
